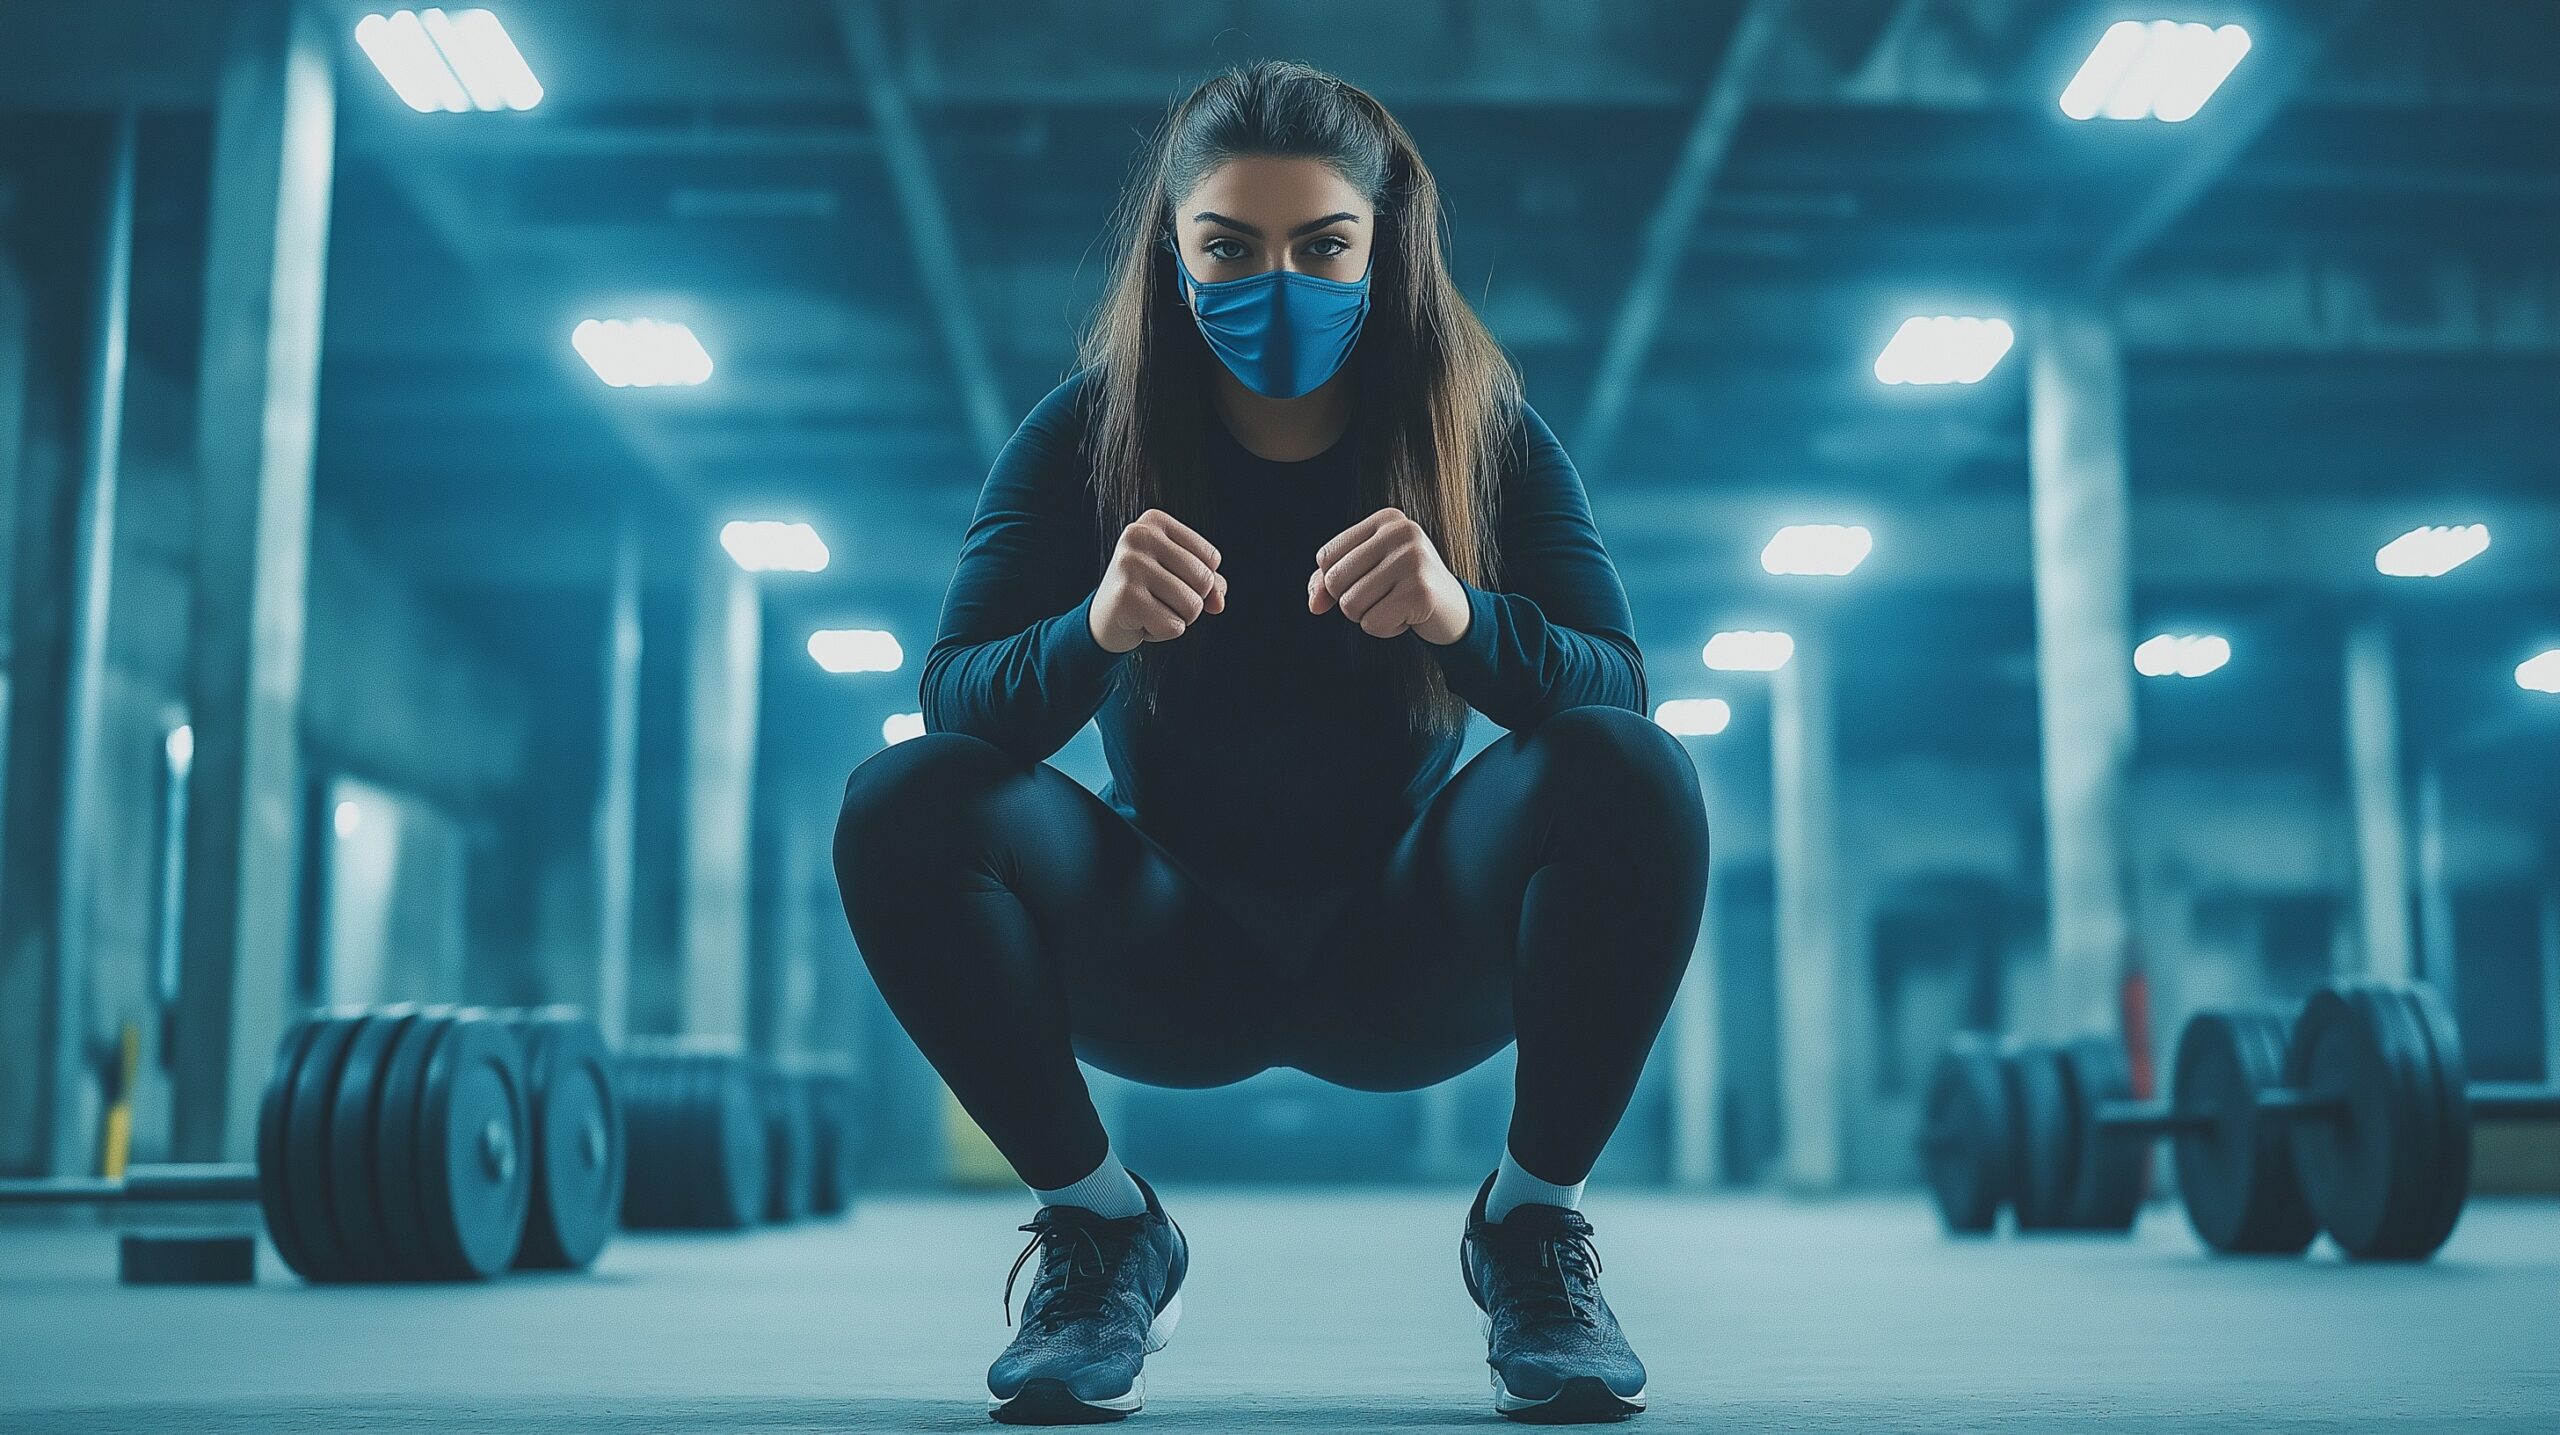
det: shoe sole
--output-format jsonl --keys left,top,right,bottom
{"left": 1493, "top": 1373, "right": 1647, "bottom": 1423}
{"left": 1476, "top": 1310, "right": 1646, "bottom": 1423}
{"left": 988, "top": 1292, "right": 1182, "bottom": 1425}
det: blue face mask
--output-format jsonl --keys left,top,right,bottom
{"left": 1174, "top": 249, "right": 1373, "bottom": 400}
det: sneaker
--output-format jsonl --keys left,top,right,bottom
{"left": 1459, "top": 1172, "right": 1648, "bottom": 1423}
{"left": 987, "top": 1171, "right": 1188, "bottom": 1424}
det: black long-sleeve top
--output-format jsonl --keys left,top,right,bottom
{"left": 919, "top": 370, "right": 1645, "bottom": 880}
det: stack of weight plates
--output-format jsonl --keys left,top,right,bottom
{"left": 255, "top": 1005, "right": 532, "bottom": 1281}
{"left": 616, "top": 1045, "right": 769, "bottom": 1229}
{"left": 757, "top": 1065, "right": 817, "bottom": 1224}
{"left": 500, "top": 1008, "right": 624, "bottom": 1269}
{"left": 803, "top": 1069, "right": 862, "bottom": 1217}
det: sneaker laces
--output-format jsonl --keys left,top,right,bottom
{"left": 1487, "top": 1211, "right": 1606, "bottom": 1329}
{"left": 1002, "top": 1208, "right": 1136, "bottom": 1329}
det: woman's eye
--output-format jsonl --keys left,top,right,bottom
{"left": 1308, "top": 236, "right": 1350, "bottom": 258}
{"left": 1205, "top": 238, "right": 1245, "bottom": 261}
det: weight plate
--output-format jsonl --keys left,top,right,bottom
{"left": 1919, "top": 1034, "right": 2011, "bottom": 1234}
{"left": 716, "top": 1057, "right": 770, "bottom": 1229}
{"left": 415, "top": 1014, "right": 532, "bottom": 1279}
{"left": 372, "top": 1008, "right": 453, "bottom": 1279}
{"left": 807, "top": 1072, "right": 858, "bottom": 1216}
{"left": 2391, "top": 981, "right": 2472, "bottom": 1259}
{"left": 515, "top": 1014, "right": 622, "bottom": 1270}
{"left": 255, "top": 1016, "right": 323, "bottom": 1282}
{"left": 284, "top": 1014, "right": 367, "bottom": 1282}
{"left": 2287, "top": 985, "right": 2419, "bottom": 1259}
{"left": 617, "top": 1051, "right": 673, "bottom": 1230}
{"left": 2351, "top": 983, "right": 2441, "bottom": 1260}
{"left": 2057, "top": 1036, "right": 2147, "bottom": 1230}
{"left": 762, "top": 1068, "right": 814, "bottom": 1224}
{"left": 327, "top": 1006, "right": 423, "bottom": 1281}
{"left": 2170, "top": 1008, "right": 2316, "bottom": 1255}
{"left": 2004, "top": 1045, "right": 2076, "bottom": 1230}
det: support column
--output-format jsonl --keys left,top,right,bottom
{"left": 44, "top": 111, "right": 138, "bottom": 1179}
{"left": 2342, "top": 615, "right": 2414, "bottom": 981}
{"left": 1771, "top": 635, "right": 1843, "bottom": 1192}
{"left": 2414, "top": 761, "right": 2457, "bottom": 1002}
{"left": 681, "top": 553, "right": 760, "bottom": 1045}
{"left": 170, "top": 0, "right": 335, "bottom": 1163}
{"left": 0, "top": 217, "right": 44, "bottom": 1177}
{"left": 2026, "top": 297, "right": 2140, "bottom": 1040}
{"left": 592, "top": 516, "right": 643, "bottom": 1045}
{"left": 0, "top": 118, "right": 138, "bottom": 1177}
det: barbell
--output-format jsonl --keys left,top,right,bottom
{"left": 1923, "top": 978, "right": 2560, "bottom": 1260}
{"left": 0, "top": 1004, "right": 622, "bottom": 1282}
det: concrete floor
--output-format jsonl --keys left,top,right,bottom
{"left": 2, "top": 1190, "right": 2555, "bottom": 1432}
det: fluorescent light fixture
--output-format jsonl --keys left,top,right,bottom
{"left": 2518, "top": 649, "right": 2560, "bottom": 695}
{"left": 2060, "top": 20, "right": 2252, "bottom": 123}
{"left": 334, "top": 799, "right": 364, "bottom": 840}
{"left": 2134, "top": 633, "right": 2231, "bottom": 679}
{"left": 165, "top": 724, "right": 195, "bottom": 775}
{"left": 1873, "top": 316, "right": 2015, "bottom": 385}
{"left": 1762, "top": 524, "right": 1873, "bottom": 577}
{"left": 355, "top": 9, "right": 543, "bottom": 113}
{"left": 2375, "top": 524, "right": 2491, "bottom": 579}
{"left": 1653, "top": 698, "right": 1733, "bottom": 737}
{"left": 572, "top": 318, "right": 714, "bottom": 388}
{"left": 882, "top": 711, "right": 927, "bottom": 744}
{"left": 1702, "top": 630, "right": 1796, "bottom": 673}
{"left": 809, "top": 629, "right": 905, "bottom": 674}
{"left": 719, "top": 520, "right": 830, "bottom": 574}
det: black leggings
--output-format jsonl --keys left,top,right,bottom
{"left": 832, "top": 704, "right": 1710, "bottom": 1190}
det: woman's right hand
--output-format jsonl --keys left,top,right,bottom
{"left": 1089, "top": 508, "right": 1227, "bottom": 654}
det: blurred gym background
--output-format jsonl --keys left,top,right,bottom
{"left": 0, "top": 0, "right": 2553, "bottom": 1201}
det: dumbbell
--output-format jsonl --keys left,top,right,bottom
{"left": 616, "top": 1045, "right": 769, "bottom": 1230}
{"left": 1927, "top": 979, "right": 2560, "bottom": 1260}
{"left": 0, "top": 1005, "right": 535, "bottom": 1282}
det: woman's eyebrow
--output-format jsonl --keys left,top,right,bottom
{"left": 1191, "top": 211, "right": 1362, "bottom": 239}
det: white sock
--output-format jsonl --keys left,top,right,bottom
{"left": 1485, "top": 1146, "right": 1585, "bottom": 1223}
{"left": 1031, "top": 1143, "right": 1147, "bottom": 1219}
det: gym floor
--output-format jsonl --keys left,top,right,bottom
{"left": 3, "top": 1191, "right": 2554, "bottom": 1432}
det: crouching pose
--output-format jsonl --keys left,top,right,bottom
{"left": 835, "top": 59, "right": 1709, "bottom": 1425}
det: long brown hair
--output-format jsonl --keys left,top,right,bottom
{"left": 1075, "top": 59, "right": 1522, "bottom": 736}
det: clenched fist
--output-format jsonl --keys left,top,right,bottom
{"left": 1308, "top": 507, "right": 1470, "bottom": 644}
{"left": 1089, "top": 507, "right": 1228, "bottom": 654}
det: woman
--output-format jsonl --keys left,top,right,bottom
{"left": 834, "top": 60, "right": 1709, "bottom": 1426}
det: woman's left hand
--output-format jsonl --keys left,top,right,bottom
{"left": 1309, "top": 507, "right": 1471, "bottom": 645}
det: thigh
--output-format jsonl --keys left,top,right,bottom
{"left": 1282, "top": 733, "right": 1553, "bottom": 1090}
{"left": 985, "top": 758, "right": 1290, "bottom": 1088}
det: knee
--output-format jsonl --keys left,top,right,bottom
{"left": 1526, "top": 705, "right": 1703, "bottom": 816}
{"left": 835, "top": 729, "right": 1014, "bottom": 869}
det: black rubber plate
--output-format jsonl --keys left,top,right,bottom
{"left": 327, "top": 1007, "right": 420, "bottom": 1281}
{"left": 2289, "top": 984, "right": 2421, "bottom": 1258}
{"left": 372, "top": 1008, "right": 451, "bottom": 1279}
{"left": 516, "top": 1014, "right": 622, "bottom": 1270}
{"left": 2170, "top": 1008, "right": 2316, "bottom": 1255}
{"left": 284, "top": 1014, "right": 365, "bottom": 1282}
{"left": 2005, "top": 1045, "right": 2076, "bottom": 1230}
{"left": 1920, "top": 1034, "right": 2011, "bottom": 1234}
{"left": 417, "top": 1015, "right": 531, "bottom": 1279}
{"left": 255, "top": 1017, "right": 323, "bottom": 1281}
{"left": 2058, "top": 1036, "right": 2147, "bottom": 1230}
{"left": 2392, "top": 981, "right": 2472, "bottom": 1259}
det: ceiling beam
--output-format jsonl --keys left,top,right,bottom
{"left": 1576, "top": 0, "right": 1792, "bottom": 478}
{"left": 835, "top": 0, "right": 1010, "bottom": 468}
{"left": 366, "top": 159, "right": 704, "bottom": 513}
{"left": 2086, "top": 0, "right": 2380, "bottom": 287}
